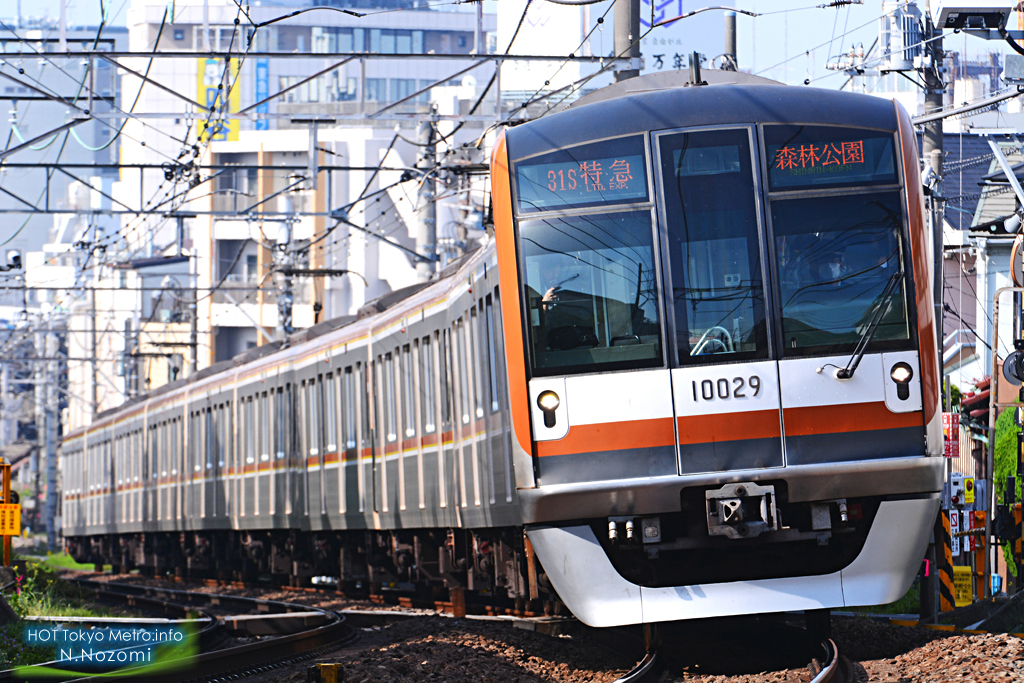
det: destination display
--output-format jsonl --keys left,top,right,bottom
{"left": 515, "top": 136, "right": 648, "bottom": 213}
{"left": 764, "top": 125, "right": 897, "bottom": 191}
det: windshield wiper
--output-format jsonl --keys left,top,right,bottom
{"left": 835, "top": 268, "right": 904, "bottom": 380}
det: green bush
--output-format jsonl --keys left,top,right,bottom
{"left": 993, "top": 404, "right": 1023, "bottom": 576}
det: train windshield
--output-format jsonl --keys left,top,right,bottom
{"left": 658, "top": 128, "right": 769, "bottom": 364}
{"left": 764, "top": 125, "right": 909, "bottom": 357}
{"left": 519, "top": 211, "right": 663, "bottom": 376}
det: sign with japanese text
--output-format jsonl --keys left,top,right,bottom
{"left": 516, "top": 137, "right": 648, "bottom": 213}
{"left": 0, "top": 504, "right": 20, "bottom": 536}
{"left": 950, "top": 510, "right": 960, "bottom": 556}
{"left": 254, "top": 59, "right": 269, "bottom": 132}
{"left": 953, "top": 565, "right": 973, "bottom": 607}
{"left": 943, "top": 412, "right": 960, "bottom": 458}
{"left": 197, "top": 58, "right": 241, "bottom": 142}
{"left": 964, "top": 477, "right": 975, "bottom": 505}
{"left": 638, "top": 0, "right": 722, "bottom": 75}
{"left": 968, "top": 511, "right": 977, "bottom": 552}
{"left": 764, "top": 125, "right": 898, "bottom": 191}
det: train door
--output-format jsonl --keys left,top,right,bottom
{"left": 655, "top": 126, "right": 785, "bottom": 475}
{"left": 763, "top": 124, "right": 922, "bottom": 465}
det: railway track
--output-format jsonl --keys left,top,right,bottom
{"left": 610, "top": 618, "right": 850, "bottom": 683}
{"left": 0, "top": 579, "right": 357, "bottom": 683}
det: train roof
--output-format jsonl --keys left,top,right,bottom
{"left": 506, "top": 82, "right": 901, "bottom": 162}
{"left": 88, "top": 245, "right": 487, "bottom": 424}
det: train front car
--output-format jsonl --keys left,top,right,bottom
{"left": 491, "top": 84, "right": 943, "bottom": 628}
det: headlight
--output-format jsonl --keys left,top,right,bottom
{"left": 537, "top": 390, "right": 560, "bottom": 411}
{"left": 890, "top": 362, "right": 913, "bottom": 383}
{"left": 890, "top": 362, "right": 913, "bottom": 401}
{"left": 537, "top": 390, "right": 560, "bottom": 428}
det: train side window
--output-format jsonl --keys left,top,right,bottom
{"left": 284, "top": 383, "right": 294, "bottom": 459}
{"left": 246, "top": 397, "right": 256, "bottom": 465}
{"left": 384, "top": 353, "right": 398, "bottom": 442}
{"left": 360, "top": 362, "right": 373, "bottom": 459}
{"left": 326, "top": 373, "right": 337, "bottom": 452}
{"left": 150, "top": 427, "right": 158, "bottom": 480}
{"left": 455, "top": 319, "right": 470, "bottom": 425}
{"left": 343, "top": 368, "right": 356, "bottom": 450}
{"left": 274, "top": 387, "right": 284, "bottom": 459}
{"left": 439, "top": 329, "right": 452, "bottom": 428}
{"left": 419, "top": 337, "right": 436, "bottom": 434}
{"left": 470, "top": 307, "right": 484, "bottom": 419}
{"left": 300, "top": 381, "right": 308, "bottom": 457}
{"left": 301, "top": 382, "right": 313, "bottom": 456}
{"left": 520, "top": 210, "right": 663, "bottom": 375}
{"left": 206, "top": 408, "right": 214, "bottom": 471}
{"left": 658, "top": 127, "right": 768, "bottom": 365}
{"left": 266, "top": 389, "right": 274, "bottom": 464}
{"left": 485, "top": 295, "right": 500, "bottom": 413}
{"left": 402, "top": 345, "right": 415, "bottom": 438}
{"left": 221, "top": 402, "right": 230, "bottom": 468}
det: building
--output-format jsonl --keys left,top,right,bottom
{"left": 63, "top": 0, "right": 499, "bottom": 429}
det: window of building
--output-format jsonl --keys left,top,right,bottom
{"left": 365, "top": 78, "right": 387, "bottom": 102}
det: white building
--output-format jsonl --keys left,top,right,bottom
{"left": 65, "top": 0, "right": 500, "bottom": 428}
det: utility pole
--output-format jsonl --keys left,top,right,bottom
{"left": 32, "top": 332, "right": 44, "bottom": 532}
{"left": 275, "top": 213, "right": 296, "bottom": 337}
{"left": 89, "top": 285, "right": 97, "bottom": 421}
{"left": 415, "top": 110, "right": 438, "bottom": 282}
{"left": 0, "top": 364, "right": 10, "bottom": 450}
{"left": 614, "top": 0, "right": 641, "bottom": 82}
{"left": 723, "top": 11, "right": 738, "bottom": 71}
{"left": 475, "top": 0, "right": 484, "bottom": 54}
{"left": 44, "top": 333, "right": 58, "bottom": 550}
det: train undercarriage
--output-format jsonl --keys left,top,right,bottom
{"left": 66, "top": 527, "right": 561, "bottom": 611}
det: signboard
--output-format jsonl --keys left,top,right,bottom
{"left": 942, "top": 413, "right": 960, "bottom": 458}
{"left": 515, "top": 136, "right": 648, "bottom": 213}
{"left": 254, "top": 58, "right": 269, "bottom": 132}
{"left": 638, "top": 0, "right": 722, "bottom": 76}
{"left": 967, "top": 511, "right": 977, "bottom": 552}
{"left": 953, "top": 565, "right": 973, "bottom": 607}
{"left": 764, "top": 125, "right": 898, "bottom": 191}
{"left": 197, "top": 58, "right": 241, "bottom": 142}
{"left": 0, "top": 504, "right": 20, "bottom": 536}
{"left": 950, "top": 510, "right": 961, "bottom": 556}
{"left": 964, "top": 477, "right": 975, "bottom": 505}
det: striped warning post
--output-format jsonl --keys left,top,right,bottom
{"left": 939, "top": 511, "right": 955, "bottom": 612}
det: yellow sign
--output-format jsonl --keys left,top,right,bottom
{"left": 953, "top": 565, "right": 973, "bottom": 607}
{"left": 964, "top": 477, "right": 975, "bottom": 505}
{"left": 197, "top": 58, "right": 241, "bottom": 142}
{"left": 0, "top": 504, "right": 20, "bottom": 536}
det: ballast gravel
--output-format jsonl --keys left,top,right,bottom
{"left": 59, "top": 573, "right": 1024, "bottom": 682}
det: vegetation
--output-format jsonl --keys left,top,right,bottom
{"left": 7, "top": 560, "right": 119, "bottom": 619}
{"left": 0, "top": 557, "right": 128, "bottom": 669}
{"left": 848, "top": 579, "right": 920, "bottom": 615}
{"left": 38, "top": 552, "right": 107, "bottom": 573}
{"left": 993, "top": 404, "right": 1022, "bottom": 576}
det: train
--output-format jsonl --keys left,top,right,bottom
{"left": 62, "top": 72, "right": 944, "bottom": 628}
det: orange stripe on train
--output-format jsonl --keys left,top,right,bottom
{"left": 535, "top": 417, "right": 675, "bottom": 458}
{"left": 783, "top": 401, "right": 923, "bottom": 437}
{"left": 678, "top": 409, "right": 781, "bottom": 444}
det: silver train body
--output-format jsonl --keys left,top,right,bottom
{"left": 64, "top": 82, "right": 944, "bottom": 627}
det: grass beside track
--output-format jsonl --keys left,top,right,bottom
{"left": 0, "top": 555, "right": 127, "bottom": 668}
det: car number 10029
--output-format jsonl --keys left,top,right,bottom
{"left": 691, "top": 376, "right": 762, "bottom": 401}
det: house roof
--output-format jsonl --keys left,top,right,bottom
{"left": 939, "top": 132, "right": 1002, "bottom": 231}
{"left": 970, "top": 141, "right": 1022, "bottom": 230}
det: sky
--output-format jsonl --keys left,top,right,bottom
{"left": 6, "top": 0, "right": 1016, "bottom": 89}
